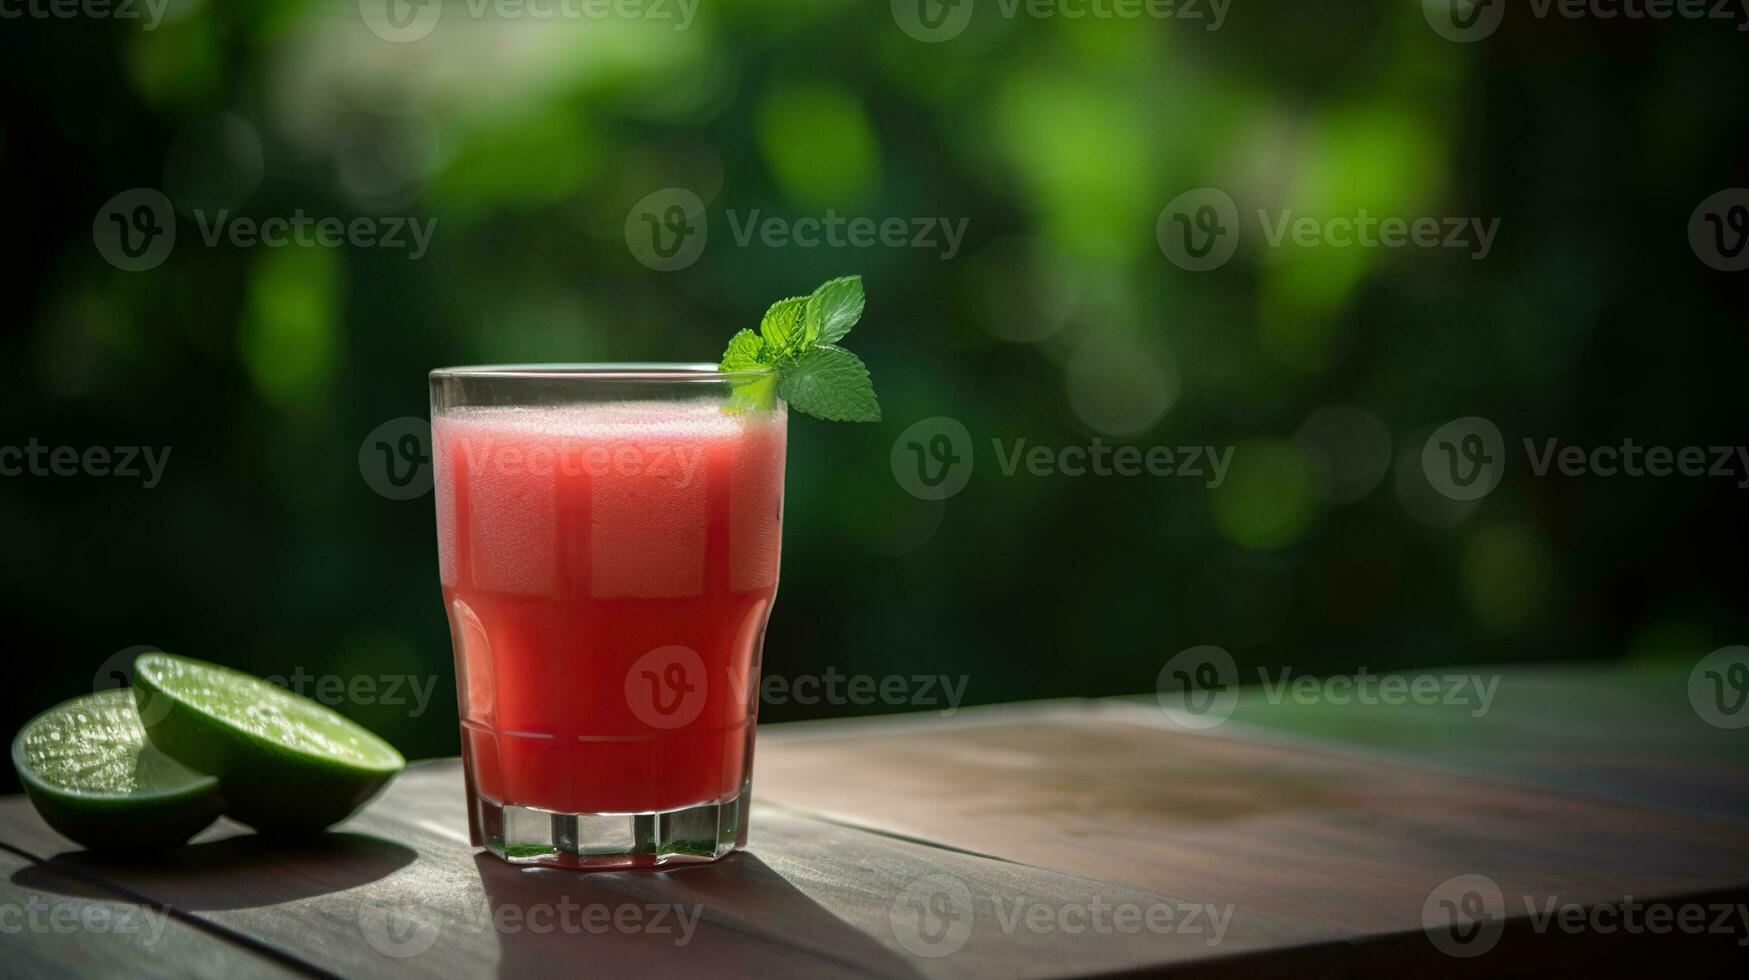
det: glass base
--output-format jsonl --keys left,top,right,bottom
{"left": 474, "top": 793, "right": 746, "bottom": 870}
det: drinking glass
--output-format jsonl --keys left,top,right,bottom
{"left": 429, "top": 365, "right": 785, "bottom": 868}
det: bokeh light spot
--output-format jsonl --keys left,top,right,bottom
{"left": 240, "top": 245, "right": 341, "bottom": 417}
{"left": 756, "top": 81, "right": 881, "bottom": 209}
{"left": 1065, "top": 336, "right": 1178, "bottom": 437}
{"left": 1461, "top": 523, "right": 1551, "bottom": 633}
{"left": 1210, "top": 439, "right": 1324, "bottom": 551}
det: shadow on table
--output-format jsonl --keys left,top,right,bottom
{"left": 473, "top": 851, "right": 924, "bottom": 979}
{"left": 14, "top": 832, "right": 418, "bottom": 910}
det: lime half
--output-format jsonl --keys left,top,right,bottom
{"left": 11, "top": 689, "right": 222, "bottom": 851}
{"left": 133, "top": 653, "right": 405, "bottom": 835}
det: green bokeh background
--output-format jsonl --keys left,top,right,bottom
{"left": 3, "top": 1, "right": 1747, "bottom": 788}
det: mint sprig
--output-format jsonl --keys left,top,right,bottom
{"left": 719, "top": 275, "right": 880, "bottom": 422}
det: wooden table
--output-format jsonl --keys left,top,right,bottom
{"left": 4, "top": 663, "right": 1747, "bottom": 977}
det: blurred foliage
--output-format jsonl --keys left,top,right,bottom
{"left": 2, "top": 0, "right": 1747, "bottom": 786}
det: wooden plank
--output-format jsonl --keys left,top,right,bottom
{"left": 0, "top": 847, "right": 305, "bottom": 980}
{"left": 4, "top": 682, "right": 1746, "bottom": 977}
{"left": 756, "top": 709, "right": 1749, "bottom": 944}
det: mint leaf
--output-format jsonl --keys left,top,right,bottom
{"left": 719, "top": 275, "right": 879, "bottom": 422}
{"left": 805, "top": 276, "right": 864, "bottom": 345}
{"left": 759, "top": 297, "right": 807, "bottom": 353}
{"left": 776, "top": 346, "right": 880, "bottom": 423}
{"left": 720, "top": 329, "right": 766, "bottom": 373}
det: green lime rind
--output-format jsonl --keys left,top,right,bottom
{"left": 10, "top": 689, "right": 222, "bottom": 852}
{"left": 132, "top": 653, "right": 405, "bottom": 836}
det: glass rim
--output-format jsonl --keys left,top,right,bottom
{"left": 430, "top": 363, "right": 760, "bottom": 383}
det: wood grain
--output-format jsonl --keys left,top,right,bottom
{"left": 0, "top": 763, "right": 1344, "bottom": 980}
{"left": 0, "top": 847, "right": 304, "bottom": 980}
{"left": 3, "top": 686, "right": 1748, "bottom": 978}
{"left": 758, "top": 706, "right": 1749, "bottom": 936}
